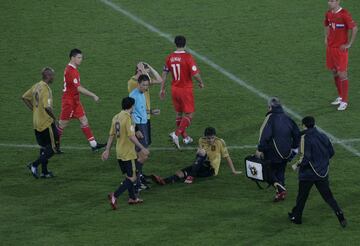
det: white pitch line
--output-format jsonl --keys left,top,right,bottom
{"left": 0, "top": 143, "right": 256, "bottom": 151}
{"left": 99, "top": 0, "right": 360, "bottom": 157}
{"left": 332, "top": 138, "right": 360, "bottom": 144}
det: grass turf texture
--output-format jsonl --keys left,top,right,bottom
{"left": 1, "top": 0, "right": 360, "bottom": 245}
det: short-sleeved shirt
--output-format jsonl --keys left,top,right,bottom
{"left": 128, "top": 76, "right": 151, "bottom": 120}
{"left": 129, "top": 88, "right": 147, "bottom": 124}
{"left": 109, "top": 111, "right": 137, "bottom": 161}
{"left": 22, "top": 81, "right": 53, "bottom": 132}
{"left": 324, "top": 8, "right": 357, "bottom": 48}
{"left": 164, "top": 50, "right": 199, "bottom": 88}
{"left": 62, "top": 63, "right": 81, "bottom": 101}
{"left": 198, "top": 137, "right": 229, "bottom": 176}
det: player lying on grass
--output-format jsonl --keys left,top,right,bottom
{"left": 151, "top": 127, "right": 241, "bottom": 185}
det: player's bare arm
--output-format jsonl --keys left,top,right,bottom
{"left": 193, "top": 73, "right": 204, "bottom": 88}
{"left": 101, "top": 135, "right": 114, "bottom": 161}
{"left": 45, "top": 107, "right": 57, "bottom": 122}
{"left": 77, "top": 85, "right": 99, "bottom": 102}
{"left": 225, "top": 156, "right": 242, "bottom": 175}
{"left": 147, "top": 64, "right": 163, "bottom": 84}
{"left": 159, "top": 71, "right": 168, "bottom": 100}
{"left": 324, "top": 26, "right": 329, "bottom": 46}
{"left": 22, "top": 97, "right": 33, "bottom": 111}
{"left": 341, "top": 25, "right": 358, "bottom": 50}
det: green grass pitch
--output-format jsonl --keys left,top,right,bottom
{"left": 1, "top": 0, "right": 360, "bottom": 245}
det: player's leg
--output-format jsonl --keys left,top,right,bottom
{"left": 327, "top": 47, "right": 342, "bottom": 105}
{"left": 27, "top": 127, "right": 55, "bottom": 179}
{"left": 331, "top": 69, "right": 343, "bottom": 105}
{"left": 334, "top": 49, "right": 349, "bottom": 110}
{"left": 176, "top": 88, "right": 194, "bottom": 144}
{"left": 184, "top": 152, "right": 207, "bottom": 184}
{"left": 108, "top": 160, "right": 139, "bottom": 210}
{"left": 160, "top": 167, "right": 190, "bottom": 184}
{"left": 337, "top": 54, "right": 349, "bottom": 111}
{"left": 169, "top": 87, "right": 182, "bottom": 149}
{"left": 288, "top": 180, "right": 313, "bottom": 224}
{"left": 77, "top": 103, "right": 106, "bottom": 150}
{"left": 58, "top": 99, "right": 73, "bottom": 147}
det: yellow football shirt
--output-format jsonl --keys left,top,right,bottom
{"left": 198, "top": 137, "right": 229, "bottom": 175}
{"left": 22, "top": 81, "right": 53, "bottom": 132}
{"left": 128, "top": 76, "right": 151, "bottom": 119}
{"left": 109, "top": 110, "right": 137, "bottom": 161}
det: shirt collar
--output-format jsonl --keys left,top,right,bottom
{"left": 174, "top": 50, "right": 186, "bottom": 54}
{"left": 333, "top": 7, "right": 342, "bottom": 14}
{"left": 68, "top": 63, "right": 77, "bottom": 69}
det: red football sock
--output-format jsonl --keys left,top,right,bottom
{"left": 341, "top": 79, "right": 349, "bottom": 103}
{"left": 334, "top": 76, "right": 342, "bottom": 98}
{"left": 81, "top": 125, "right": 95, "bottom": 141}
{"left": 175, "top": 116, "right": 192, "bottom": 137}
{"left": 176, "top": 116, "right": 182, "bottom": 127}
{"left": 57, "top": 126, "right": 64, "bottom": 139}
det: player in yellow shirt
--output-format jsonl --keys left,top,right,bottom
{"left": 22, "top": 67, "right": 59, "bottom": 179}
{"left": 151, "top": 127, "right": 241, "bottom": 185}
{"left": 101, "top": 97, "right": 150, "bottom": 210}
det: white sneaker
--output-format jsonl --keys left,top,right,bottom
{"left": 183, "top": 136, "right": 193, "bottom": 145}
{"left": 331, "top": 97, "right": 342, "bottom": 105}
{"left": 337, "top": 102, "right": 348, "bottom": 111}
{"left": 169, "top": 132, "right": 180, "bottom": 149}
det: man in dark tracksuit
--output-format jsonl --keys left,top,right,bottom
{"left": 256, "top": 97, "right": 300, "bottom": 202}
{"left": 288, "top": 116, "right": 347, "bottom": 227}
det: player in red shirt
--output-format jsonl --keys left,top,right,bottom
{"left": 160, "top": 36, "right": 204, "bottom": 149}
{"left": 325, "top": 0, "right": 357, "bottom": 111}
{"left": 58, "top": 49, "right": 105, "bottom": 151}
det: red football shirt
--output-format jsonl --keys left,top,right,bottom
{"left": 324, "top": 8, "right": 356, "bottom": 48}
{"left": 62, "top": 64, "right": 81, "bottom": 101}
{"left": 164, "top": 51, "right": 199, "bottom": 88}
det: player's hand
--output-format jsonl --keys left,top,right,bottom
{"left": 151, "top": 109, "right": 161, "bottom": 115}
{"left": 140, "top": 148, "right": 150, "bottom": 156}
{"left": 136, "top": 130, "right": 144, "bottom": 139}
{"left": 255, "top": 150, "right": 264, "bottom": 159}
{"left": 102, "top": 150, "right": 109, "bottom": 161}
{"left": 340, "top": 43, "right": 351, "bottom": 51}
{"left": 93, "top": 95, "right": 99, "bottom": 102}
{"left": 159, "top": 89, "right": 166, "bottom": 100}
{"left": 292, "top": 163, "right": 299, "bottom": 172}
{"left": 232, "top": 170, "right": 242, "bottom": 175}
{"left": 196, "top": 148, "right": 206, "bottom": 156}
{"left": 198, "top": 82, "right": 204, "bottom": 89}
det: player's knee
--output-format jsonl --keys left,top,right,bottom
{"left": 59, "top": 120, "right": 68, "bottom": 128}
{"left": 338, "top": 72, "right": 347, "bottom": 80}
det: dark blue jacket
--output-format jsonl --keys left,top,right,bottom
{"left": 298, "top": 127, "right": 334, "bottom": 181}
{"left": 257, "top": 106, "right": 300, "bottom": 163}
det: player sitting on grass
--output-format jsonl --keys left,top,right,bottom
{"left": 152, "top": 127, "right": 241, "bottom": 185}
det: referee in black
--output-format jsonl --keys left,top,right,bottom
{"left": 288, "top": 116, "right": 347, "bottom": 227}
